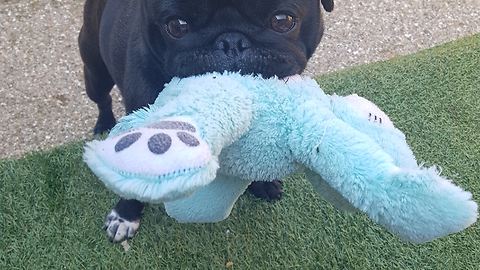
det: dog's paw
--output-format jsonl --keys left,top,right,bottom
{"left": 104, "top": 210, "right": 140, "bottom": 242}
{"left": 247, "top": 180, "right": 282, "bottom": 202}
{"left": 93, "top": 109, "right": 116, "bottom": 135}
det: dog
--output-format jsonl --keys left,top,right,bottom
{"left": 78, "top": 0, "right": 334, "bottom": 242}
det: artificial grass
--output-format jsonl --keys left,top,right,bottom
{"left": 1, "top": 33, "right": 479, "bottom": 269}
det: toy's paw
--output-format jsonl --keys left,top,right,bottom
{"left": 247, "top": 180, "right": 282, "bottom": 202}
{"left": 84, "top": 116, "right": 217, "bottom": 202}
{"left": 367, "top": 112, "right": 387, "bottom": 125}
{"left": 343, "top": 94, "right": 394, "bottom": 127}
{"left": 106, "top": 118, "right": 210, "bottom": 177}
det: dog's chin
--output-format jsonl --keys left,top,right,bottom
{"left": 167, "top": 50, "right": 306, "bottom": 79}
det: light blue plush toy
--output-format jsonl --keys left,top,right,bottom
{"left": 84, "top": 72, "right": 477, "bottom": 243}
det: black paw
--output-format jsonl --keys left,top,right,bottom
{"left": 93, "top": 109, "right": 116, "bottom": 135}
{"left": 104, "top": 210, "right": 140, "bottom": 242}
{"left": 247, "top": 180, "right": 282, "bottom": 202}
{"left": 104, "top": 199, "right": 144, "bottom": 242}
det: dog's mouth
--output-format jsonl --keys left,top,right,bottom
{"left": 166, "top": 45, "right": 306, "bottom": 80}
{"left": 169, "top": 57, "right": 298, "bottom": 80}
{"left": 281, "top": 74, "right": 303, "bottom": 83}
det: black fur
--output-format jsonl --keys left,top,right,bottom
{"left": 79, "top": 0, "right": 334, "bottom": 241}
{"left": 247, "top": 181, "right": 283, "bottom": 202}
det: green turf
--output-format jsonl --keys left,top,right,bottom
{"left": 1, "top": 33, "right": 479, "bottom": 269}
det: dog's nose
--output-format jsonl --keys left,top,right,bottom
{"left": 214, "top": 33, "right": 252, "bottom": 57}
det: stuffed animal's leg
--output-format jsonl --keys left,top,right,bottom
{"left": 290, "top": 108, "right": 477, "bottom": 243}
{"left": 164, "top": 174, "right": 251, "bottom": 223}
{"left": 304, "top": 169, "right": 358, "bottom": 212}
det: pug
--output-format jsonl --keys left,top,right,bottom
{"left": 78, "top": 0, "right": 334, "bottom": 242}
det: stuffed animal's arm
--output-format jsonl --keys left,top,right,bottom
{"left": 83, "top": 74, "right": 257, "bottom": 203}
{"left": 110, "top": 74, "right": 255, "bottom": 156}
{"left": 288, "top": 103, "right": 397, "bottom": 201}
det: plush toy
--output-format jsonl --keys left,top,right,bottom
{"left": 83, "top": 72, "right": 477, "bottom": 243}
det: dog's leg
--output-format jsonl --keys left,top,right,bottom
{"left": 78, "top": 0, "right": 116, "bottom": 135}
{"left": 83, "top": 65, "right": 116, "bottom": 135}
{"left": 247, "top": 180, "right": 282, "bottom": 202}
{"left": 104, "top": 198, "right": 144, "bottom": 242}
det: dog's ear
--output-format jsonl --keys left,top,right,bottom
{"left": 321, "top": 0, "right": 334, "bottom": 12}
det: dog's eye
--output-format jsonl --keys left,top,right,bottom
{"left": 270, "top": 14, "right": 297, "bottom": 33}
{"left": 166, "top": 19, "right": 190, "bottom": 38}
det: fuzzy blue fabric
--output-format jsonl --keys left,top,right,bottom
{"left": 83, "top": 72, "right": 477, "bottom": 243}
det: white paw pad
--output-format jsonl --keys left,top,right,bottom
{"left": 104, "top": 210, "right": 140, "bottom": 242}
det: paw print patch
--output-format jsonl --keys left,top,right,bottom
{"left": 96, "top": 118, "right": 212, "bottom": 177}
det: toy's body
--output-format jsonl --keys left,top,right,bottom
{"left": 84, "top": 73, "right": 477, "bottom": 243}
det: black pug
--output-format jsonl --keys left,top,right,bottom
{"left": 78, "top": 0, "right": 334, "bottom": 242}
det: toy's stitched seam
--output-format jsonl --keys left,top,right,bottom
{"left": 314, "top": 96, "right": 336, "bottom": 153}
